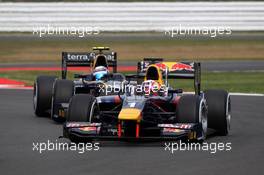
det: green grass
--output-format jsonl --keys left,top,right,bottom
{"left": 1, "top": 70, "right": 263, "bottom": 93}
{"left": 3, "top": 0, "right": 263, "bottom": 2}
{"left": 1, "top": 33, "right": 264, "bottom": 63}
{"left": 169, "top": 72, "right": 264, "bottom": 93}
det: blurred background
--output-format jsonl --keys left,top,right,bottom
{"left": 0, "top": 0, "right": 263, "bottom": 92}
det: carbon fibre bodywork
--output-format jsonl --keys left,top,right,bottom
{"left": 63, "top": 93, "right": 205, "bottom": 142}
{"left": 63, "top": 58, "right": 228, "bottom": 142}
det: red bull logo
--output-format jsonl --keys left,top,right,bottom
{"left": 171, "top": 63, "right": 194, "bottom": 71}
{"left": 155, "top": 63, "right": 167, "bottom": 71}
{"left": 155, "top": 62, "right": 194, "bottom": 72}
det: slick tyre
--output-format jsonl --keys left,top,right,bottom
{"left": 51, "top": 79, "right": 74, "bottom": 121}
{"left": 33, "top": 75, "right": 56, "bottom": 117}
{"left": 67, "top": 94, "right": 99, "bottom": 122}
{"left": 205, "top": 89, "right": 231, "bottom": 136}
{"left": 176, "top": 95, "right": 207, "bottom": 140}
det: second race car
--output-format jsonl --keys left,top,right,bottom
{"left": 33, "top": 47, "right": 125, "bottom": 122}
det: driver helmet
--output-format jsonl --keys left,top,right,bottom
{"left": 93, "top": 66, "right": 109, "bottom": 81}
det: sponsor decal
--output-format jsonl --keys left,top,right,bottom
{"left": 158, "top": 124, "right": 192, "bottom": 129}
{"left": 155, "top": 63, "right": 167, "bottom": 71}
{"left": 67, "top": 53, "right": 90, "bottom": 61}
{"left": 145, "top": 62, "right": 194, "bottom": 72}
{"left": 163, "top": 128, "right": 182, "bottom": 133}
{"left": 106, "top": 54, "right": 115, "bottom": 61}
{"left": 79, "top": 127, "right": 97, "bottom": 131}
{"left": 171, "top": 63, "right": 194, "bottom": 71}
{"left": 66, "top": 122, "right": 101, "bottom": 128}
{"left": 140, "top": 61, "right": 150, "bottom": 71}
{"left": 66, "top": 53, "right": 114, "bottom": 62}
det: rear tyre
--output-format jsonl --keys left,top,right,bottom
{"left": 67, "top": 94, "right": 99, "bottom": 122}
{"left": 176, "top": 95, "right": 207, "bottom": 140}
{"left": 51, "top": 79, "right": 74, "bottom": 121}
{"left": 205, "top": 89, "right": 231, "bottom": 136}
{"left": 33, "top": 75, "right": 56, "bottom": 117}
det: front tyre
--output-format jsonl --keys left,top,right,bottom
{"left": 176, "top": 95, "right": 207, "bottom": 141}
{"left": 51, "top": 79, "right": 74, "bottom": 122}
{"left": 205, "top": 89, "right": 231, "bottom": 136}
{"left": 33, "top": 75, "right": 56, "bottom": 117}
{"left": 66, "top": 94, "right": 100, "bottom": 143}
{"left": 67, "top": 94, "right": 99, "bottom": 122}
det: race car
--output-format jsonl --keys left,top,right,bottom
{"left": 63, "top": 58, "right": 231, "bottom": 142}
{"left": 33, "top": 47, "right": 125, "bottom": 122}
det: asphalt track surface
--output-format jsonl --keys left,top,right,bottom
{"left": 1, "top": 89, "right": 264, "bottom": 175}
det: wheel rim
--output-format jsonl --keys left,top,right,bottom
{"left": 33, "top": 82, "right": 38, "bottom": 111}
{"left": 51, "top": 81, "right": 56, "bottom": 119}
{"left": 89, "top": 100, "right": 100, "bottom": 123}
{"left": 51, "top": 95, "right": 54, "bottom": 119}
{"left": 199, "top": 100, "right": 208, "bottom": 139}
{"left": 226, "top": 95, "right": 231, "bottom": 132}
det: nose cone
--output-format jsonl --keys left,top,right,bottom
{"left": 118, "top": 108, "right": 141, "bottom": 122}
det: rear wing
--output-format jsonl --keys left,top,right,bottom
{"left": 61, "top": 51, "right": 117, "bottom": 79}
{"left": 137, "top": 58, "right": 201, "bottom": 95}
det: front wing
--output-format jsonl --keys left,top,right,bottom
{"left": 63, "top": 122, "right": 204, "bottom": 142}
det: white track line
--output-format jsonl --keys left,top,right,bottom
{"left": 229, "top": 92, "right": 264, "bottom": 97}
{"left": 184, "top": 92, "right": 264, "bottom": 96}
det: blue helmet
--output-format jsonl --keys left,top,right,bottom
{"left": 93, "top": 66, "right": 108, "bottom": 81}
